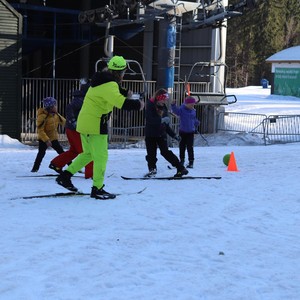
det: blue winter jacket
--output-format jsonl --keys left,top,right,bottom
{"left": 65, "top": 89, "right": 86, "bottom": 130}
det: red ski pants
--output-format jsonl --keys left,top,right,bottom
{"left": 51, "top": 128, "right": 93, "bottom": 179}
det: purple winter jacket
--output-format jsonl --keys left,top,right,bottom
{"left": 171, "top": 103, "right": 200, "bottom": 133}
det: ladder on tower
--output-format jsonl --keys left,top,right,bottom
{"left": 173, "top": 16, "right": 182, "bottom": 102}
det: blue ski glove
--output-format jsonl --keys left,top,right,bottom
{"left": 161, "top": 116, "right": 170, "bottom": 124}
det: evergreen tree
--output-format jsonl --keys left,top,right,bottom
{"left": 226, "top": 0, "right": 300, "bottom": 87}
{"left": 284, "top": 0, "right": 300, "bottom": 46}
{"left": 226, "top": 1, "right": 257, "bottom": 87}
{"left": 252, "top": 0, "right": 286, "bottom": 82}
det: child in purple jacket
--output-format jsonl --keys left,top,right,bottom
{"left": 171, "top": 96, "right": 200, "bottom": 168}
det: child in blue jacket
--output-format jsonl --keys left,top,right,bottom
{"left": 171, "top": 96, "right": 200, "bottom": 168}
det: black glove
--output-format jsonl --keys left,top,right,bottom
{"left": 68, "top": 119, "right": 77, "bottom": 129}
{"left": 139, "top": 92, "right": 145, "bottom": 100}
{"left": 174, "top": 135, "right": 181, "bottom": 142}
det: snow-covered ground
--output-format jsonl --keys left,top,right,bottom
{"left": 226, "top": 86, "right": 300, "bottom": 115}
{"left": 1, "top": 87, "right": 300, "bottom": 300}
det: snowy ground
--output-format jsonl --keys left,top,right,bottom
{"left": 226, "top": 86, "right": 300, "bottom": 115}
{"left": 1, "top": 87, "right": 300, "bottom": 300}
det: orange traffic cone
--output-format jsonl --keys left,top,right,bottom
{"left": 227, "top": 152, "right": 239, "bottom": 172}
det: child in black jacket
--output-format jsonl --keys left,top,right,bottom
{"left": 144, "top": 88, "right": 188, "bottom": 178}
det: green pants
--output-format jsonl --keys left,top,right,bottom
{"left": 67, "top": 134, "right": 108, "bottom": 189}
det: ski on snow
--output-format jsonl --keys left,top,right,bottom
{"left": 17, "top": 173, "right": 114, "bottom": 179}
{"left": 17, "top": 174, "right": 83, "bottom": 178}
{"left": 22, "top": 191, "right": 89, "bottom": 199}
{"left": 15, "top": 187, "right": 147, "bottom": 200}
{"left": 121, "top": 175, "right": 221, "bottom": 180}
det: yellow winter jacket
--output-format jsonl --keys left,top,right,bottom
{"left": 36, "top": 108, "right": 66, "bottom": 142}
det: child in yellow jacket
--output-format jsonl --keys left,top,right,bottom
{"left": 31, "top": 97, "right": 66, "bottom": 172}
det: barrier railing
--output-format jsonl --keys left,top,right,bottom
{"left": 20, "top": 78, "right": 208, "bottom": 146}
{"left": 217, "top": 112, "right": 267, "bottom": 134}
{"left": 217, "top": 112, "right": 300, "bottom": 145}
{"left": 20, "top": 78, "right": 156, "bottom": 144}
{"left": 21, "top": 78, "right": 300, "bottom": 147}
{"left": 264, "top": 115, "right": 300, "bottom": 144}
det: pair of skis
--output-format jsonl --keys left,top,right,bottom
{"left": 18, "top": 173, "right": 221, "bottom": 181}
{"left": 15, "top": 187, "right": 147, "bottom": 200}
{"left": 121, "top": 175, "right": 221, "bottom": 181}
{"left": 17, "top": 174, "right": 221, "bottom": 200}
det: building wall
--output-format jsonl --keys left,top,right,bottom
{"left": 270, "top": 63, "right": 300, "bottom": 98}
{"left": 0, "top": 0, "right": 22, "bottom": 139}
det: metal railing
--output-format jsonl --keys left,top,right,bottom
{"left": 21, "top": 78, "right": 300, "bottom": 147}
{"left": 21, "top": 78, "right": 208, "bottom": 146}
{"left": 264, "top": 115, "right": 300, "bottom": 144}
{"left": 217, "top": 112, "right": 267, "bottom": 134}
{"left": 217, "top": 112, "right": 300, "bottom": 145}
{"left": 20, "top": 78, "right": 156, "bottom": 144}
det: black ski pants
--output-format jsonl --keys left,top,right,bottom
{"left": 179, "top": 131, "right": 195, "bottom": 164}
{"left": 145, "top": 136, "right": 181, "bottom": 171}
{"left": 32, "top": 139, "right": 64, "bottom": 170}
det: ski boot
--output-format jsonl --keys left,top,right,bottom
{"left": 174, "top": 166, "right": 189, "bottom": 178}
{"left": 186, "top": 161, "right": 194, "bottom": 169}
{"left": 91, "top": 185, "right": 116, "bottom": 200}
{"left": 144, "top": 168, "right": 157, "bottom": 178}
{"left": 49, "top": 163, "right": 62, "bottom": 174}
{"left": 31, "top": 167, "right": 39, "bottom": 173}
{"left": 31, "top": 162, "right": 40, "bottom": 172}
{"left": 56, "top": 171, "right": 78, "bottom": 192}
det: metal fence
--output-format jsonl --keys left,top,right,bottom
{"left": 20, "top": 78, "right": 209, "bottom": 146}
{"left": 21, "top": 78, "right": 300, "bottom": 147}
{"left": 217, "top": 112, "right": 300, "bottom": 145}
{"left": 264, "top": 115, "right": 300, "bottom": 144}
{"left": 217, "top": 112, "right": 267, "bottom": 134}
{"left": 21, "top": 78, "right": 80, "bottom": 144}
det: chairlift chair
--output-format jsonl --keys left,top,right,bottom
{"left": 95, "top": 58, "right": 148, "bottom": 100}
{"left": 184, "top": 61, "right": 237, "bottom": 105}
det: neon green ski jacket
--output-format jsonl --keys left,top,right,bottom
{"left": 76, "top": 81, "right": 125, "bottom": 135}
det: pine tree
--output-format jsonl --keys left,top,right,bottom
{"left": 226, "top": 1, "right": 257, "bottom": 87}
{"left": 226, "top": 0, "right": 300, "bottom": 87}
{"left": 284, "top": 0, "right": 300, "bottom": 47}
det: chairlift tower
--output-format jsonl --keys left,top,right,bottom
{"left": 151, "top": 1, "right": 199, "bottom": 99}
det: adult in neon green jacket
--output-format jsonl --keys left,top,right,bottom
{"left": 56, "top": 56, "right": 144, "bottom": 199}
